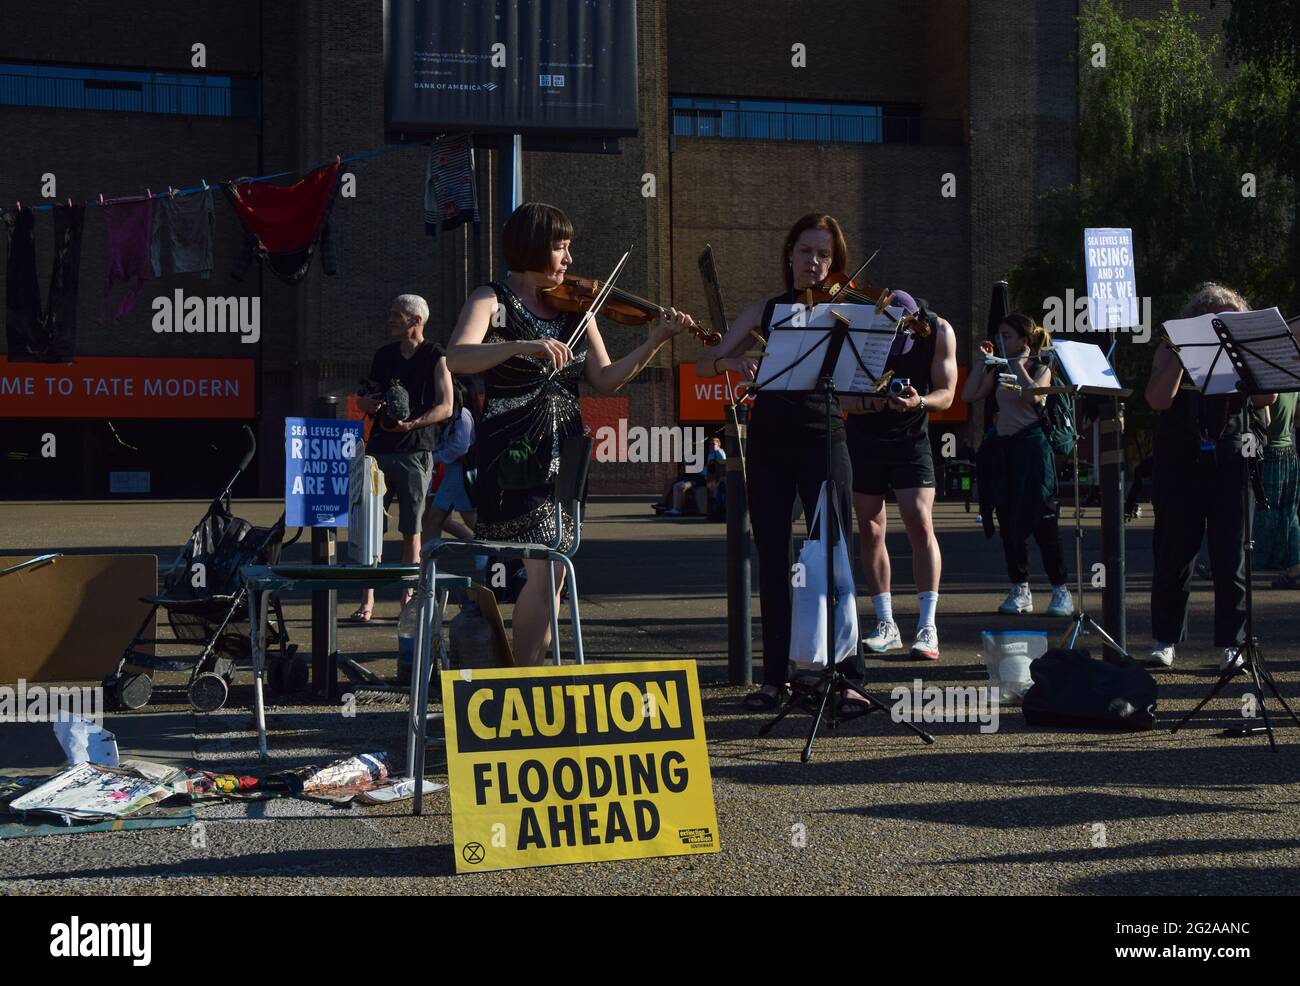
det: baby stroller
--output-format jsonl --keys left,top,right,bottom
{"left": 105, "top": 427, "right": 303, "bottom": 712}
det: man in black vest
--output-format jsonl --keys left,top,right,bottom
{"left": 352, "top": 294, "right": 453, "bottom": 620}
{"left": 843, "top": 290, "right": 958, "bottom": 661}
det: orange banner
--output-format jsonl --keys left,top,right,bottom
{"left": 0, "top": 356, "right": 256, "bottom": 418}
{"left": 678, "top": 364, "right": 753, "bottom": 422}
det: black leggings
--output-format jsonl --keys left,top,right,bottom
{"left": 999, "top": 498, "right": 1068, "bottom": 585}
{"left": 1151, "top": 458, "right": 1250, "bottom": 648}
{"left": 747, "top": 427, "right": 853, "bottom": 688}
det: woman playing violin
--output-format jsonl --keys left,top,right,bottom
{"left": 446, "top": 202, "right": 696, "bottom": 665}
{"left": 694, "top": 213, "right": 859, "bottom": 713}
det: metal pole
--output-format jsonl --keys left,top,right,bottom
{"left": 1099, "top": 398, "right": 1127, "bottom": 656}
{"left": 497, "top": 133, "right": 520, "bottom": 273}
{"left": 726, "top": 404, "right": 752, "bottom": 684}
{"left": 311, "top": 395, "right": 340, "bottom": 697}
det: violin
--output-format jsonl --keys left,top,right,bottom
{"left": 541, "top": 274, "right": 723, "bottom": 346}
{"left": 800, "top": 272, "right": 933, "bottom": 338}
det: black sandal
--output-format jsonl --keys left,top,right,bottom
{"left": 836, "top": 692, "right": 873, "bottom": 721}
{"left": 742, "top": 688, "right": 786, "bottom": 712}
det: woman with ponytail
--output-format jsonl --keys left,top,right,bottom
{"left": 963, "top": 313, "right": 1072, "bottom": 616}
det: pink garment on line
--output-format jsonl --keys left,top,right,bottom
{"left": 102, "top": 199, "right": 155, "bottom": 320}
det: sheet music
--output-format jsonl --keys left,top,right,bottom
{"left": 1165, "top": 308, "right": 1300, "bottom": 395}
{"left": 1217, "top": 307, "right": 1300, "bottom": 392}
{"left": 1052, "top": 339, "right": 1123, "bottom": 391}
{"left": 1163, "top": 313, "right": 1240, "bottom": 395}
{"left": 759, "top": 303, "right": 897, "bottom": 393}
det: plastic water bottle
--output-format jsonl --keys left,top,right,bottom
{"left": 397, "top": 601, "right": 418, "bottom": 681}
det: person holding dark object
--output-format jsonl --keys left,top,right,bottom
{"left": 352, "top": 294, "right": 454, "bottom": 622}
{"left": 963, "top": 314, "right": 1072, "bottom": 616}
{"left": 847, "top": 289, "right": 957, "bottom": 661}
{"left": 445, "top": 202, "right": 694, "bottom": 666}
{"left": 694, "top": 212, "right": 859, "bottom": 712}
{"left": 1145, "top": 283, "right": 1275, "bottom": 670}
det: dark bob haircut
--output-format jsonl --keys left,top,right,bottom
{"left": 503, "top": 202, "right": 574, "bottom": 273}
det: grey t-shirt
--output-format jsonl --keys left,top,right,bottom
{"left": 994, "top": 364, "right": 1050, "bottom": 437}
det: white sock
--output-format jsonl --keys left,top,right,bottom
{"left": 918, "top": 591, "right": 938, "bottom": 630}
{"left": 872, "top": 592, "right": 893, "bottom": 624}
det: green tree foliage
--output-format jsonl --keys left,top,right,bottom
{"left": 1008, "top": 0, "right": 1295, "bottom": 450}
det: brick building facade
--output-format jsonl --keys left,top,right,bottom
{"left": 0, "top": 0, "right": 1224, "bottom": 499}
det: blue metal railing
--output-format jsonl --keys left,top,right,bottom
{"left": 671, "top": 107, "right": 963, "bottom": 146}
{"left": 0, "top": 70, "right": 258, "bottom": 119}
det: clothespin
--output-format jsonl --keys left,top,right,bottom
{"left": 98, "top": 194, "right": 105, "bottom": 206}
{"left": 146, "top": 188, "right": 152, "bottom": 199}
{"left": 67, "top": 197, "right": 73, "bottom": 209}
{"left": 168, "top": 185, "right": 176, "bottom": 198}
{"left": 201, "top": 179, "right": 209, "bottom": 191}
{"left": 15, "top": 201, "right": 20, "bottom": 212}
{"left": 336, "top": 154, "right": 342, "bottom": 164}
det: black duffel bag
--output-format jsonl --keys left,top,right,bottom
{"left": 1022, "top": 648, "right": 1158, "bottom": 731}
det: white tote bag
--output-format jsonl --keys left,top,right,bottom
{"left": 789, "top": 481, "right": 858, "bottom": 668}
{"left": 347, "top": 449, "right": 387, "bottom": 566}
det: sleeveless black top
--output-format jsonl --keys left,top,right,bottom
{"left": 748, "top": 290, "right": 845, "bottom": 441}
{"left": 1154, "top": 388, "right": 1267, "bottom": 467}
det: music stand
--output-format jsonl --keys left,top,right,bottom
{"left": 749, "top": 301, "right": 935, "bottom": 760}
{"left": 1165, "top": 307, "right": 1300, "bottom": 748}
{"left": 1026, "top": 339, "right": 1132, "bottom": 658}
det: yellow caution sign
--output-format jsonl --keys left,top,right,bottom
{"left": 442, "top": 660, "right": 720, "bottom": 873}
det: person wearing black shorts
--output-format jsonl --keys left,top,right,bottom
{"left": 844, "top": 290, "right": 957, "bottom": 661}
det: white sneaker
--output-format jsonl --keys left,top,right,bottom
{"left": 1220, "top": 648, "right": 1246, "bottom": 675}
{"left": 998, "top": 584, "right": 1033, "bottom": 614}
{"left": 863, "top": 620, "right": 902, "bottom": 653}
{"left": 1148, "top": 642, "right": 1175, "bottom": 668}
{"left": 1046, "top": 585, "right": 1073, "bottom": 617}
{"left": 910, "top": 625, "right": 940, "bottom": 661}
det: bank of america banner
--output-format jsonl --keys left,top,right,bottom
{"left": 385, "top": 0, "right": 639, "bottom": 137}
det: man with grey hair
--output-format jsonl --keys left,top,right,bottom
{"left": 352, "top": 294, "right": 453, "bottom": 620}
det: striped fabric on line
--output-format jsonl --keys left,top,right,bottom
{"left": 424, "top": 135, "right": 479, "bottom": 238}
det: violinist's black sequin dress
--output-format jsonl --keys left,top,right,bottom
{"left": 475, "top": 280, "right": 587, "bottom": 551}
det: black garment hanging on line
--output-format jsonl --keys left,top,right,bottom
{"left": 3, "top": 204, "right": 85, "bottom": 362}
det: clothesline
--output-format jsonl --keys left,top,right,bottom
{"left": 10, "top": 138, "right": 433, "bottom": 214}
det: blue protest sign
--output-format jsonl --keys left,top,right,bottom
{"left": 285, "top": 417, "right": 363, "bottom": 527}
{"left": 1083, "top": 227, "right": 1138, "bottom": 332}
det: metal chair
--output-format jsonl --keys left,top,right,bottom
{"left": 408, "top": 435, "right": 592, "bottom": 814}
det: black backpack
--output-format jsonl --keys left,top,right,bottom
{"left": 1022, "top": 648, "right": 1157, "bottom": 731}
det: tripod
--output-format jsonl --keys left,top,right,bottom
{"left": 752, "top": 310, "right": 934, "bottom": 759}
{"left": 1061, "top": 389, "right": 1130, "bottom": 658}
{"left": 1171, "top": 398, "right": 1300, "bottom": 748}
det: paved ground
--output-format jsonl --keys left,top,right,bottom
{"left": 2, "top": 496, "right": 1299, "bottom": 895}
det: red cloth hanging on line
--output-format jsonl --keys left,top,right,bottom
{"left": 225, "top": 161, "right": 341, "bottom": 284}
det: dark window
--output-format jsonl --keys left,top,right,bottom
{"left": 0, "top": 63, "right": 258, "bottom": 119}
{"left": 672, "top": 96, "right": 936, "bottom": 145}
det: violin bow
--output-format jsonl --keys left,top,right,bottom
{"left": 546, "top": 246, "right": 633, "bottom": 382}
